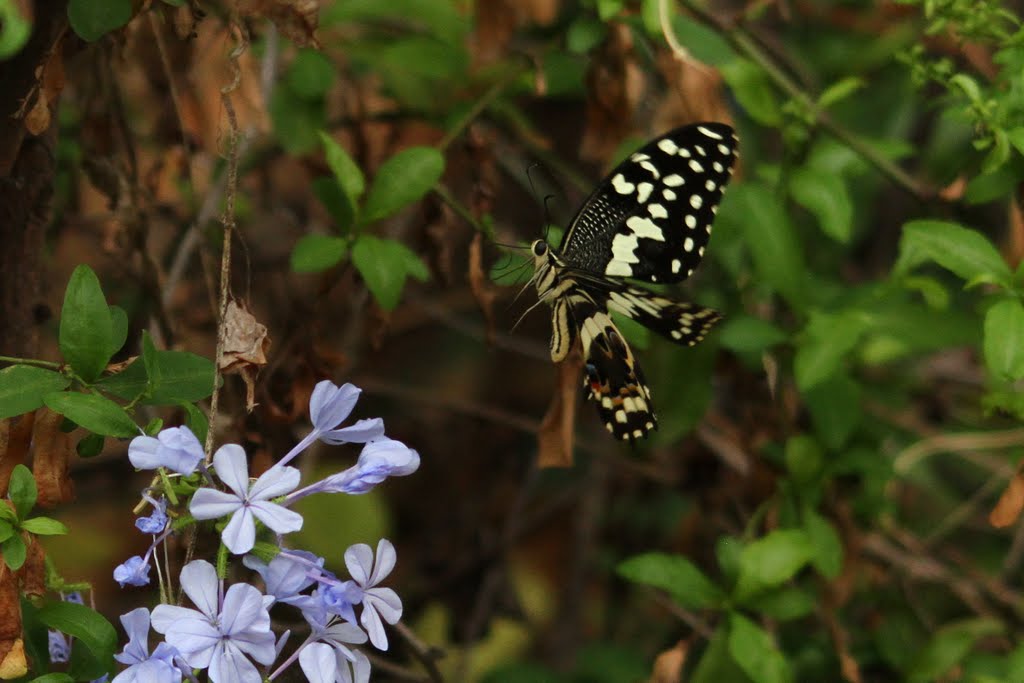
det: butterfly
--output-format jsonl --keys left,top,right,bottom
{"left": 527, "top": 123, "right": 738, "bottom": 441}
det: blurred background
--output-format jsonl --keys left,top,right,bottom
{"left": 4, "top": 0, "right": 1024, "bottom": 680}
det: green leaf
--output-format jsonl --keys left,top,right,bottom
{"left": 291, "top": 235, "right": 349, "bottom": 273}
{"left": 59, "top": 265, "right": 114, "bottom": 383}
{"left": 617, "top": 553, "right": 724, "bottom": 609}
{"left": 76, "top": 433, "right": 105, "bottom": 458}
{"left": 37, "top": 601, "right": 117, "bottom": 675}
{"left": 816, "top": 76, "right": 865, "bottom": 109}
{"left": 718, "top": 315, "right": 787, "bottom": 353}
{"left": 0, "top": 520, "right": 14, "bottom": 543}
{"left": 288, "top": 49, "right": 335, "bottom": 99}
{"left": 721, "top": 59, "right": 782, "bottom": 126}
{"left": 784, "top": 435, "right": 822, "bottom": 484}
{"left": 0, "top": 365, "right": 70, "bottom": 419}
{"left": 108, "top": 305, "right": 128, "bottom": 357}
{"left": 907, "top": 618, "right": 1004, "bottom": 683}
{"left": 983, "top": 298, "right": 1024, "bottom": 381}
{"left": 734, "top": 529, "right": 814, "bottom": 602}
{"left": 894, "top": 220, "right": 1011, "bottom": 287}
{"left": 21, "top": 517, "right": 68, "bottom": 536}
{"left": 742, "top": 585, "right": 815, "bottom": 621}
{"left": 567, "top": 17, "right": 607, "bottom": 53}
{"left": 793, "top": 310, "right": 869, "bottom": 390}
{"left": 788, "top": 168, "right": 853, "bottom": 243}
{"left": 180, "top": 401, "right": 209, "bottom": 445}
{"left": 728, "top": 613, "right": 793, "bottom": 683}
{"left": 691, "top": 625, "right": 752, "bottom": 683}
{"left": 669, "top": 14, "right": 735, "bottom": 66}
{"left": 596, "top": 0, "right": 624, "bottom": 20}
{"left": 716, "top": 535, "right": 742, "bottom": 585}
{"left": 96, "top": 351, "right": 214, "bottom": 404}
{"left": 721, "top": 183, "right": 806, "bottom": 307}
{"left": 29, "top": 674, "right": 75, "bottom": 683}
{"left": 803, "top": 508, "right": 843, "bottom": 579}
{"left": 68, "top": 0, "right": 131, "bottom": 41}
{"left": 361, "top": 147, "right": 445, "bottom": 224}
{"left": 43, "top": 392, "right": 139, "bottom": 438}
{"left": 802, "top": 372, "right": 861, "bottom": 450}
{"left": 2, "top": 534, "right": 26, "bottom": 570}
{"left": 8, "top": 464, "right": 36, "bottom": 520}
{"left": 142, "top": 329, "right": 160, "bottom": 394}
{"left": 269, "top": 85, "right": 326, "bottom": 155}
{"left": 312, "top": 176, "right": 356, "bottom": 232}
{"left": 319, "top": 131, "right": 366, "bottom": 204}
{"left": 0, "top": 0, "right": 32, "bottom": 59}
{"left": 352, "top": 235, "right": 430, "bottom": 311}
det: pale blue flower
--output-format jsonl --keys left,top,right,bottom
{"left": 136, "top": 495, "right": 168, "bottom": 534}
{"left": 243, "top": 549, "right": 324, "bottom": 609}
{"left": 151, "top": 560, "right": 275, "bottom": 683}
{"left": 286, "top": 439, "right": 420, "bottom": 503}
{"left": 112, "top": 608, "right": 182, "bottom": 683}
{"left": 309, "top": 381, "right": 385, "bottom": 446}
{"left": 299, "top": 642, "right": 371, "bottom": 683}
{"left": 114, "top": 555, "right": 151, "bottom": 587}
{"left": 128, "top": 426, "right": 204, "bottom": 475}
{"left": 343, "top": 539, "right": 403, "bottom": 650}
{"left": 189, "top": 444, "right": 303, "bottom": 554}
{"left": 49, "top": 630, "right": 70, "bottom": 663}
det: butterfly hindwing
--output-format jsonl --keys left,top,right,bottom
{"left": 571, "top": 299, "right": 656, "bottom": 441}
{"left": 558, "top": 123, "right": 738, "bottom": 284}
{"left": 605, "top": 286, "right": 722, "bottom": 346}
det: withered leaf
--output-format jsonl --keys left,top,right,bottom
{"left": 220, "top": 299, "right": 271, "bottom": 412}
{"left": 537, "top": 350, "right": 583, "bottom": 468}
{"left": 234, "top": 0, "right": 320, "bottom": 48}
{"left": 990, "top": 469, "right": 1024, "bottom": 528}
{"left": 468, "top": 233, "right": 500, "bottom": 344}
{"left": 647, "top": 640, "right": 689, "bottom": 683}
{"left": 32, "top": 408, "right": 74, "bottom": 508}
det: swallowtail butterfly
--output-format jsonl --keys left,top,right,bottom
{"left": 528, "top": 122, "right": 738, "bottom": 441}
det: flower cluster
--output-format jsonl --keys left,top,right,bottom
{"left": 111, "top": 381, "right": 419, "bottom": 683}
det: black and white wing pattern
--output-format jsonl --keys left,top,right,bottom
{"left": 559, "top": 122, "right": 737, "bottom": 283}
{"left": 528, "top": 123, "right": 738, "bottom": 441}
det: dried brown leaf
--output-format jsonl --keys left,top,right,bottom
{"left": 0, "top": 414, "right": 34, "bottom": 496}
{"left": 0, "top": 639, "right": 26, "bottom": 679}
{"left": 1006, "top": 194, "right": 1024, "bottom": 271}
{"left": 652, "top": 51, "right": 732, "bottom": 129}
{"left": 17, "top": 538, "right": 45, "bottom": 597}
{"left": 538, "top": 351, "right": 583, "bottom": 468}
{"left": 469, "top": 233, "right": 500, "bottom": 344}
{"left": 647, "top": 640, "right": 688, "bottom": 683}
{"left": 235, "top": 0, "right": 320, "bottom": 47}
{"left": 32, "top": 408, "right": 74, "bottom": 508}
{"left": 990, "top": 470, "right": 1024, "bottom": 528}
{"left": 472, "top": 0, "right": 518, "bottom": 67}
{"left": 581, "top": 23, "right": 645, "bottom": 163}
{"left": 221, "top": 299, "right": 271, "bottom": 412}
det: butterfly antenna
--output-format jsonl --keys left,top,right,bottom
{"left": 510, "top": 296, "right": 547, "bottom": 332}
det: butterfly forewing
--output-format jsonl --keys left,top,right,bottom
{"left": 558, "top": 123, "right": 737, "bottom": 284}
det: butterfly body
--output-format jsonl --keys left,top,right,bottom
{"left": 529, "top": 123, "right": 738, "bottom": 441}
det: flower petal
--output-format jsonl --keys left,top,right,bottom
{"left": 344, "top": 544, "right": 374, "bottom": 586}
{"left": 152, "top": 609, "right": 218, "bottom": 668}
{"left": 249, "top": 501, "right": 304, "bottom": 536}
{"left": 208, "top": 641, "right": 263, "bottom": 683}
{"left": 319, "top": 418, "right": 385, "bottom": 445}
{"left": 127, "top": 436, "right": 162, "bottom": 470}
{"left": 179, "top": 560, "right": 220, "bottom": 619}
{"left": 221, "top": 507, "right": 256, "bottom": 555}
{"left": 150, "top": 605, "right": 202, "bottom": 633}
{"left": 220, "top": 583, "right": 271, "bottom": 636}
{"left": 299, "top": 642, "right": 338, "bottom": 683}
{"left": 116, "top": 608, "right": 152, "bottom": 664}
{"left": 323, "top": 621, "right": 368, "bottom": 646}
{"left": 190, "top": 488, "right": 242, "bottom": 520}
{"left": 247, "top": 465, "right": 300, "bottom": 501}
{"left": 212, "top": 444, "right": 251, "bottom": 497}
{"left": 310, "top": 381, "right": 360, "bottom": 431}
{"left": 359, "top": 601, "right": 388, "bottom": 650}
{"left": 365, "top": 588, "right": 403, "bottom": 624}
{"left": 368, "top": 539, "right": 396, "bottom": 585}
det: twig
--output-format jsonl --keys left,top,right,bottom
{"left": 393, "top": 622, "right": 446, "bottom": 683}
{"left": 437, "top": 68, "right": 524, "bottom": 152}
{"left": 892, "top": 427, "right": 1024, "bottom": 475}
{"left": 678, "top": 0, "right": 938, "bottom": 202}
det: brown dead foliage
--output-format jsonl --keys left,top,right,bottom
{"left": 31, "top": 408, "right": 74, "bottom": 508}
{"left": 469, "top": 233, "right": 501, "bottom": 345}
{"left": 580, "top": 22, "right": 644, "bottom": 163}
{"left": 647, "top": 640, "right": 689, "bottom": 683}
{"left": 537, "top": 350, "right": 584, "bottom": 468}
{"left": 653, "top": 50, "right": 733, "bottom": 129}
{"left": 990, "top": 467, "right": 1024, "bottom": 528}
{"left": 235, "top": 0, "right": 320, "bottom": 48}
{"left": 221, "top": 299, "right": 272, "bottom": 412}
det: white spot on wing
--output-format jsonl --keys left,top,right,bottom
{"left": 698, "top": 125, "right": 724, "bottom": 140}
{"left": 610, "top": 233, "right": 640, "bottom": 263}
{"left": 648, "top": 203, "right": 667, "bottom": 219}
{"left": 685, "top": 215, "right": 696, "bottom": 229}
{"left": 636, "top": 182, "right": 654, "bottom": 203}
{"left": 664, "top": 174, "right": 684, "bottom": 187}
{"left": 625, "top": 216, "right": 665, "bottom": 240}
{"left": 678, "top": 147, "right": 691, "bottom": 158}
{"left": 671, "top": 259, "right": 681, "bottom": 273}
{"left": 689, "top": 159, "right": 704, "bottom": 173}
{"left": 690, "top": 194, "right": 703, "bottom": 209}
{"left": 663, "top": 189, "right": 676, "bottom": 201}
{"left": 684, "top": 237, "right": 694, "bottom": 252}
{"left": 658, "top": 139, "right": 679, "bottom": 155}
{"left": 713, "top": 161, "right": 724, "bottom": 172}
{"left": 705, "top": 179, "right": 716, "bottom": 191}
{"left": 612, "top": 173, "right": 635, "bottom": 195}
{"left": 718, "top": 143, "right": 730, "bottom": 154}
{"left": 640, "top": 160, "right": 660, "bottom": 178}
